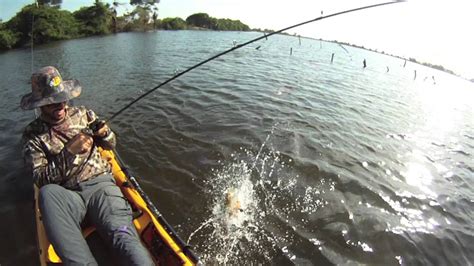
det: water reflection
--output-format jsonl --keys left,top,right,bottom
{"left": 412, "top": 71, "right": 474, "bottom": 144}
{"left": 402, "top": 161, "right": 435, "bottom": 197}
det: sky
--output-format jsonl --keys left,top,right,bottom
{"left": 1, "top": 0, "right": 473, "bottom": 78}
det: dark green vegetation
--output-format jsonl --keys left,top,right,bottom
{"left": 186, "top": 13, "right": 249, "bottom": 31}
{"left": 0, "top": 1, "right": 250, "bottom": 50}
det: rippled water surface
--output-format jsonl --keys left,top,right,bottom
{"left": 0, "top": 30, "right": 473, "bottom": 265}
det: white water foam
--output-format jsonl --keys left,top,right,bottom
{"left": 188, "top": 126, "right": 333, "bottom": 264}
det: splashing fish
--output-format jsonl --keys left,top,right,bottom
{"left": 225, "top": 189, "right": 243, "bottom": 218}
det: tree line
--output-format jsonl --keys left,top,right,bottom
{"left": 0, "top": 1, "right": 250, "bottom": 50}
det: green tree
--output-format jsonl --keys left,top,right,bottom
{"left": 152, "top": 11, "right": 158, "bottom": 29}
{"left": 130, "top": 0, "right": 159, "bottom": 5}
{"left": 129, "top": 0, "right": 159, "bottom": 30}
{"left": 74, "top": 1, "right": 112, "bottom": 35}
{"left": 37, "top": 0, "right": 62, "bottom": 7}
{"left": 6, "top": 4, "right": 79, "bottom": 46}
{"left": 161, "top": 17, "right": 186, "bottom": 30}
{"left": 185, "top": 13, "right": 250, "bottom": 31}
{"left": 214, "top": 18, "right": 250, "bottom": 31}
{"left": 0, "top": 30, "right": 20, "bottom": 49}
{"left": 124, "top": 5, "right": 152, "bottom": 31}
{"left": 108, "top": 1, "right": 129, "bottom": 33}
{"left": 186, "top": 13, "right": 212, "bottom": 28}
{"left": 0, "top": 22, "right": 19, "bottom": 49}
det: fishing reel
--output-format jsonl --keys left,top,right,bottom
{"left": 82, "top": 119, "right": 105, "bottom": 136}
{"left": 82, "top": 110, "right": 106, "bottom": 137}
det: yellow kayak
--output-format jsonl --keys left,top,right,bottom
{"left": 34, "top": 148, "right": 199, "bottom": 265}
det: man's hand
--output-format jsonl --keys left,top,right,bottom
{"left": 66, "top": 133, "right": 93, "bottom": 155}
{"left": 92, "top": 121, "right": 110, "bottom": 138}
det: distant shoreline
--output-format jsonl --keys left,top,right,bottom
{"left": 2, "top": 3, "right": 469, "bottom": 82}
{"left": 278, "top": 33, "right": 471, "bottom": 82}
{"left": 1, "top": 3, "right": 470, "bottom": 82}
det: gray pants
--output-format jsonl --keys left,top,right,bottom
{"left": 39, "top": 174, "right": 154, "bottom": 266}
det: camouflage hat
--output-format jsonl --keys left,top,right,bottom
{"left": 20, "top": 66, "right": 82, "bottom": 110}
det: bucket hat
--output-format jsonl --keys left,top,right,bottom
{"left": 20, "top": 66, "right": 82, "bottom": 110}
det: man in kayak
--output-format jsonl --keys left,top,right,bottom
{"left": 20, "top": 66, "right": 154, "bottom": 265}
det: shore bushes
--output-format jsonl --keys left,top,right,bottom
{"left": 0, "top": 2, "right": 250, "bottom": 51}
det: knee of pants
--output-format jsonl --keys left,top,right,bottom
{"left": 38, "top": 184, "right": 83, "bottom": 218}
{"left": 39, "top": 184, "right": 65, "bottom": 206}
{"left": 89, "top": 185, "right": 134, "bottom": 229}
{"left": 90, "top": 186, "right": 139, "bottom": 237}
{"left": 98, "top": 185, "right": 132, "bottom": 217}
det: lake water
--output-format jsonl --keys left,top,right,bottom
{"left": 0, "top": 30, "right": 473, "bottom": 265}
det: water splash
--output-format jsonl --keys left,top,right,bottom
{"left": 188, "top": 125, "right": 333, "bottom": 264}
{"left": 192, "top": 152, "right": 271, "bottom": 264}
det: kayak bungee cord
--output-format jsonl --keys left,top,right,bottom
{"left": 104, "top": 0, "right": 405, "bottom": 123}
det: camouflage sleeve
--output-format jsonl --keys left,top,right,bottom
{"left": 22, "top": 134, "right": 76, "bottom": 187}
{"left": 86, "top": 108, "right": 116, "bottom": 150}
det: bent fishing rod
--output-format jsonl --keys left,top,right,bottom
{"left": 104, "top": 0, "right": 404, "bottom": 124}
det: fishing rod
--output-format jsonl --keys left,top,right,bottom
{"left": 104, "top": 0, "right": 405, "bottom": 123}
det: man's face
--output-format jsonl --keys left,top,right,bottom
{"left": 40, "top": 101, "right": 67, "bottom": 122}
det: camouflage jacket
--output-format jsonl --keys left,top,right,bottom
{"left": 22, "top": 106, "right": 116, "bottom": 188}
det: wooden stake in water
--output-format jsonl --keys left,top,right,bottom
{"left": 331, "top": 53, "right": 334, "bottom": 63}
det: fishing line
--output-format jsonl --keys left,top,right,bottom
{"left": 32, "top": 0, "right": 40, "bottom": 118}
{"left": 105, "top": 0, "right": 405, "bottom": 123}
{"left": 30, "top": 14, "right": 34, "bottom": 73}
{"left": 31, "top": 0, "right": 39, "bottom": 74}
{"left": 338, "top": 43, "right": 353, "bottom": 61}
